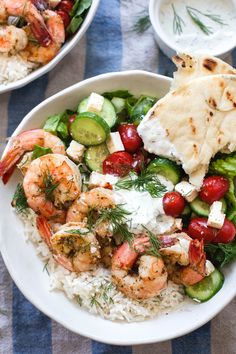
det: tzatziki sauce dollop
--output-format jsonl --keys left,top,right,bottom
{"left": 159, "top": 0, "right": 236, "bottom": 55}
{"left": 114, "top": 175, "right": 175, "bottom": 235}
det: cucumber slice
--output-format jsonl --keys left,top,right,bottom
{"left": 111, "top": 97, "right": 126, "bottom": 113}
{"left": 190, "top": 197, "right": 227, "bottom": 217}
{"left": 147, "top": 157, "right": 182, "bottom": 185}
{"left": 84, "top": 143, "right": 109, "bottom": 172}
{"left": 78, "top": 97, "right": 117, "bottom": 128}
{"left": 185, "top": 269, "right": 224, "bottom": 302}
{"left": 70, "top": 112, "right": 110, "bottom": 146}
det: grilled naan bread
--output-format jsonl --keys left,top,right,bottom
{"left": 138, "top": 74, "right": 236, "bottom": 188}
{"left": 172, "top": 53, "right": 236, "bottom": 90}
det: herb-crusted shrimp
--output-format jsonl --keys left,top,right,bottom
{"left": 23, "top": 154, "right": 81, "bottom": 222}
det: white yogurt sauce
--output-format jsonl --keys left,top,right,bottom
{"left": 114, "top": 175, "right": 175, "bottom": 235}
{"left": 159, "top": 0, "right": 236, "bottom": 54}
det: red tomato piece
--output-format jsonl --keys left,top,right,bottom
{"left": 103, "top": 151, "right": 133, "bottom": 177}
{"left": 163, "top": 192, "right": 185, "bottom": 217}
{"left": 118, "top": 124, "right": 142, "bottom": 153}
{"left": 58, "top": 0, "right": 73, "bottom": 13}
{"left": 131, "top": 148, "right": 147, "bottom": 173}
{"left": 213, "top": 219, "right": 236, "bottom": 244}
{"left": 199, "top": 176, "right": 229, "bottom": 204}
{"left": 68, "top": 114, "right": 77, "bottom": 129}
{"left": 187, "top": 217, "right": 217, "bottom": 243}
{"left": 56, "top": 10, "right": 70, "bottom": 28}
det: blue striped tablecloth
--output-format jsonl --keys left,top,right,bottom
{"left": 1, "top": 1, "right": 236, "bottom": 353}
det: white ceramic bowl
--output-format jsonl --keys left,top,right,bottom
{"left": 0, "top": 0, "right": 100, "bottom": 94}
{"left": 149, "top": 0, "right": 236, "bottom": 59}
{"left": 0, "top": 71, "right": 236, "bottom": 345}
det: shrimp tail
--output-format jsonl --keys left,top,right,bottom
{"left": 189, "top": 238, "right": 206, "bottom": 275}
{"left": 0, "top": 146, "right": 22, "bottom": 179}
{"left": 36, "top": 215, "right": 52, "bottom": 248}
{"left": 28, "top": 13, "right": 52, "bottom": 46}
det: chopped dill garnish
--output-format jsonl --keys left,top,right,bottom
{"left": 90, "top": 294, "right": 102, "bottom": 309}
{"left": 43, "top": 171, "right": 59, "bottom": 201}
{"left": 132, "top": 13, "right": 151, "bottom": 33}
{"left": 65, "top": 229, "right": 90, "bottom": 235}
{"left": 77, "top": 295, "right": 83, "bottom": 307}
{"left": 172, "top": 3, "right": 185, "bottom": 35}
{"left": 116, "top": 171, "right": 167, "bottom": 198}
{"left": 142, "top": 226, "right": 161, "bottom": 258}
{"left": 100, "top": 282, "right": 114, "bottom": 304}
{"left": 43, "top": 260, "right": 50, "bottom": 276}
{"left": 95, "top": 205, "right": 134, "bottom": 244}
{"left": 11, "top": 183, "right": 28, "bottom": 213}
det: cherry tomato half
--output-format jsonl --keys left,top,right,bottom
{"left": 187, "top": 217, "right": 236, "bottom": 244}
{"left": 213, "top": 219, "right": 236, "bottom": 244}
{"left": 103, "top": 151, "right": 133, "bottom": 177}
{"left": 56, "top": 9, "right": 70, "bottom": 28}
{"left": 187, "top": 217, "right": 217, "bottom": 243}
{"left": 58, "top": 0, "right": 73, "bottom": 13}
{"left": 199, "top": 176, "right": 229, "bottom": 204}
{"left": 118, "top": 124, "right": 142, "bottom": 153}
{"left": 163, "top": 192, "right": 185, "bottom": 217}
{"left": 131, "top": 148, "right": 147, "bottom": 174}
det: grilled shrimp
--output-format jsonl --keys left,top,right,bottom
{"left": 0, "top": 1, "right": 7, "bottom": 22}
{"left": 0, "top": 25, "right": 28, "bottom": 53}
{"left": 20, "top": 10, "right": 65, "bottom": 64}
{"left": 160, "top": 233, "right": 207, "bottom": 286}
{"left": 36, "top": 216, "right": 100, "bottom": 272}
{"left": 23, "top": 154, "right": 81, "bottom": 222}
{"left": 66, "top": 187, "right": 115, "bottom": 237}
{"left": 3, "top": 0, "right": 52, "bottom": 46}
{"left": 111, "top": 239, "right": 168, "bottom": 300}
{"left": 0, "top": 129, "right": 65, "bottom": 183}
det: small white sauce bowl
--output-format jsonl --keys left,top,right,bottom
{"left": 0, "top": 0, "right": 100, "bottom": 94}
{"left": 1, "top": 71, "right": 236, "bottom": 344}
{"left": 149, "top": 0, "right": 236, "bottom": 59}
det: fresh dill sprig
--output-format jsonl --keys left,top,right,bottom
{"left": 172, "top": 3, "right": 185, "bottom": 35}
{"left": 187, "top": 6, "right": 227, "bottom": 27}
{"left": 77, "top": 295, "right": 83, "bottom": 307}
{"left": 186, "top": 6, "right": 213, "bottom": 35}
{"left": 132, "top": 13, "right": 151, "bottom": 33}
{"left": 43, "top": 171, "right": 59, "bottom": 201}
{"left": 142, "top": 226, "right": 161, "bottom": 258}
{"left": 116, "top": 171, "right": 167, "bottom": 198}
{"left": 11, "top": 183, "right": 28, "bottom": 213}
{"left": 95, "top": 205, "right": 134, "bottom": 244}
{"left": 43, "top": 260, "right": 50, "bottom": 276}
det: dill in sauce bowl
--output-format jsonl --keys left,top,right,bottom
{"left": 159, "top": 0, "right": 236, "bottom": 55}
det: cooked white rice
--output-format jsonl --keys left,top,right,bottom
{"left": 19, "top": 209, "right": 185, "bottom": 322}
{"left": 0, "top": 54, "right": 37, "bottom": 85}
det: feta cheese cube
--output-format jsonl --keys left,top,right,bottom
{"left": 66, "top": 140, "right": 85, "bottom": 163}
{"left": 205, "top": 260, "right": 215, "bottom": 276}
{"left": 207, "top": 201, "right": 225, "bottom": 229}
{"left": 174, "top": 218, "right": 183, "bottom": 230}
{"left": 89, "top": 172, "right": 118, "bottom": 189}
{"left": 106, "top": 132, "right": 124, "bottom": 154}
{"left": 175, "top": 181, "right": 198, "bottom": 202}
{"left": 86, "top": 92, "right": 104, "bottom": 113}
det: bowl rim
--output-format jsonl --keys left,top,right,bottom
{"left": 149, "top": 0, "right": 236, "bottom": 58}
{"left": 0, "top": 0, "right": 100, "bottom": 94}
{"left": 1, "top": 70, "right": 236, "bottom": 345}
